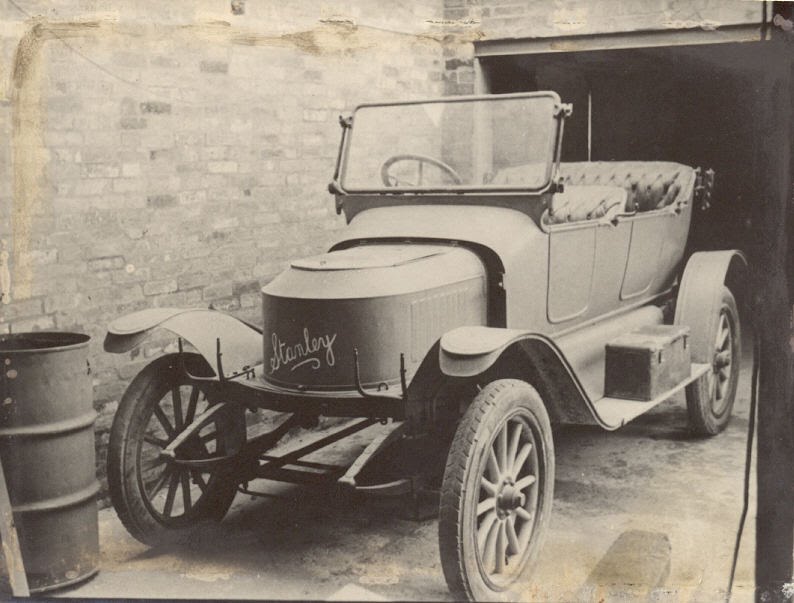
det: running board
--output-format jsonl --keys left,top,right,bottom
{"left": 593, "top": 363, "right": 710, "bottom": 430}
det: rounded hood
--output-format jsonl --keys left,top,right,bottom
{"left": 261, "top": 243, "right": 486, "bottom": 390}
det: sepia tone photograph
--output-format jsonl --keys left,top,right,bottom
{"left": 0, "top": 1, "right": 792, "bottom": 601}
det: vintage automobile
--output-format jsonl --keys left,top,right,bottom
{"left": 104, "top": 91, "right": 746, "bottom": 601}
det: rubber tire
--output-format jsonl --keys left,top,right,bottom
{"left": 439, "top": 379, "right": 555, "bottom": 602}
{"left": 107, "top": 353, "right": 245, "bottom": 546}
{"left": 685, "top": 286, "right": 741, "bottom": 435}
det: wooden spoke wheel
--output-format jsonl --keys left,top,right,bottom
{"left": 685, "top": 286, "right": 741, "bottom": 435}
{"left": 108, "top": 353, "right": 246, "bottom": 546}
{"left": 439, "top": 379, "right": 554, "bottom": 602}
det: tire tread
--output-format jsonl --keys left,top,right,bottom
{"left": 685, "top": 287, "right": 741, "bottom": 436}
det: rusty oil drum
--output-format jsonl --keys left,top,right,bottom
{"left": 0, "top": 332, "right": 99, "bottom": 593}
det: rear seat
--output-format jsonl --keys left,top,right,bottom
{"left": 488, "top": 160, "right": 698, "bottom": 225}
{"left": 545, "top": 185, "right": 627, "bottom": 224}
{"left": 560, "top": 161, "right": 695, "bottom": 213}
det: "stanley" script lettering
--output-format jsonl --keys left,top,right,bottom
{"left": 270, "top": 328, "right": 337, "bottom": 372}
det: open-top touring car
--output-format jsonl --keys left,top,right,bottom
{"left": 104, "top": 91, "right": 746, "bottom": 601}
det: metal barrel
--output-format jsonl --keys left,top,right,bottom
{"left": 0, "top": 332, "right": 99, "bottom": 593}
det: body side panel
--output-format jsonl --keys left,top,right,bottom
{"left": 334, "top": 204, "right": 685, "bottom": 338}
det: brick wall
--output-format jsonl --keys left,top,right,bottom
{"left": 0, "top": 1, "right": 443, "bottom": 495}
{"left": 0, "top": 0, "right": 761, "bottom": 502}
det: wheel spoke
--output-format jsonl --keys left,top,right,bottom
{"left": 708, "top": 373, "right": 716, "bottom": 400}
{"left": 506, "top": 516, "right": 521, "bottom": 555}
{"left": 507, "top": 423, "right": 522, "bottom": 475}
{"left": 497, "top": 426, "right": 508, "bottom": 475}
{"left": 191, "top": 470, "right": 207, "bottom": 493}
{"left": 172, "top": 387, "right": 184, "bottom": 431}
{"left": 487, "top": 448, "right": 501, "bottom": 482}
{"left": 153, "top": 405, "right": 175, "bottom": 438}
{"left": 185, "top": 386, "right": 200, "bottom": 425}
{"left": 198, "top": 428, "right": 218, "bottom": 456}
{"left": 718, "top": 325, "right": 730, "bottom": 350}
{"left": 480, "top": 515, "right": 499, "bottom": 572}
{"left": 477, "top": 511, "right": 498, "bottom": 556}
{"left": 516, "top": 506, "right": 533, "bottom": 522}
{"left": 200, "top": 430, "right": 218, "bottom": 444}
{"left": 515, "top": 474, "right": 537, "bottom": 492}
{"left": 481, "top": 477, "right": 497, "bottom": 497}
{"left": 512, "top": 443, "right": 532, "bottom": 476}
{"left": 715, "top": 375, "right": 725, "bottom": 401}
{"left": 477, "top": 497, "right": 496, "bottom": 517}
{"left": 163, "top": 472, "right": 179, "bottom": 517}
{"left": 715, "top": 313, "right": 728, "bottom": 344}
{"left": 148, "top": 465, "right": 173, "bottom": 499}
{"left": 142, "top": 455, "right": 166, "bottom": 471}
{"left": 494, "top": 523, "right": 507, "bottom": 574}
{"left": 180, "top": 470, "right": 192, "bottom": 513}
{"left": 143, "top": 434, "right": 169, "bottom": 448}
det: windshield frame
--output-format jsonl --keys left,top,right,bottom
{"left": 333, "top": 91, "right": 566, "bottom": 196}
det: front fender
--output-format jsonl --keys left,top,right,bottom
{"left": 440, "top": 326, "right": 603, "bottom": 427}
{"left": 104, "top": 308, "right": 262, "bottom": 380}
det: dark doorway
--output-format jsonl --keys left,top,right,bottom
{"left": 482, "top": 39, "right": 794, "bottom": 600}
{"left": 480, "top": 43, "right": 763, "bottom": 256}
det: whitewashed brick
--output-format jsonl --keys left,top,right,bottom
{"left": 208, "top": 160, "right": 238, "bottom": 173}
{"left": 122, "top": 162, "right": 141, "bottom": 177}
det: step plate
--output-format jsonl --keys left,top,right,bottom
{"left": 593, "top": 363, "right": 710, "bottom": 430}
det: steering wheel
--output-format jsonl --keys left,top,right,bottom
{"left": 380, "top": 154, "right": 463, "bottom": 187}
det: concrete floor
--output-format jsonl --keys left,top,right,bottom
{"left": 6, "top": 341, "right": 758, "bottom": 601}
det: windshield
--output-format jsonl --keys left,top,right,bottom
{"left": 338, "top": 92, "right": 561, "bottom": 193}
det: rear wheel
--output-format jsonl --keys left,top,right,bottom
{"left": 685, "top": 286, "right": 741, "bottom": 435}
{"left": 439, "top": 379, "right": 554, "bottom": 602}
{"left": 107, "top": 353, "right": 246, "bottom": 546}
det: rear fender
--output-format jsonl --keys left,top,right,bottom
{"left": 104, "top": 308, "right": 262, "bottom": 380}
{"left": 439, "top": 326, "right": 603, "bottom": 427}
{"left": 674, "top": 250, "right": 748, "bottom": 363}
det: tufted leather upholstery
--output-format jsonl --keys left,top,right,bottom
{"left": 559, "top": 161, "right": 695, "bottom": 213}
{"left": 545, "top": 185, "right": 627, "bottom": 225}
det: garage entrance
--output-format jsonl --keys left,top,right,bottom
{"left": 476, "top": 42, "right": 767, "bottom": 256}
{"left": 475, "top": 29, "right": 794, "bottom": 601}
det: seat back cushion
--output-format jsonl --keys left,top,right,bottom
{"left": 546, "top": 185, "right": 627, "bottom": 225}
{"left": 559, "top": 161, "right": 696, "bottom": 212}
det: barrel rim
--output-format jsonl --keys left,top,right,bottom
{"left": 29, "top": 567, "right": 99, "bottom": 595}
{"left": 0, "top": 332, "right": 90, "bottom": 353}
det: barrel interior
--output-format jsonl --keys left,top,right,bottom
{"left": 0, "top": 332, "right": 90, "bottom": 352}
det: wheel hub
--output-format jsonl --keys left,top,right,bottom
{"left": 496, "top": 481, "right": 526, "bottom": 516}
{"left": 714, "top": 350, "right": 731, "bottom": 370}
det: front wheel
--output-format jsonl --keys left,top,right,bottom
{"left": 107, "top": 353, "right": 246, "bottom": 546}
{"left": 439, "top": 379, "right": 554, "bottom": 602}
{"left": 685, "top": 286, "right": 741, "bottom": 435}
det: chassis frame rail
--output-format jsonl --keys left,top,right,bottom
{"left": 163, "top": 414, "right": 379, "bottom": 488}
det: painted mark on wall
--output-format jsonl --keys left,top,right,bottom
{"left": 0, "top": 240, "right": 10, "bottom": 304}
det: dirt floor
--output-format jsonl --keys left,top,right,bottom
{"left": 4, "top": 338, "right": 758, "bottom": 601}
